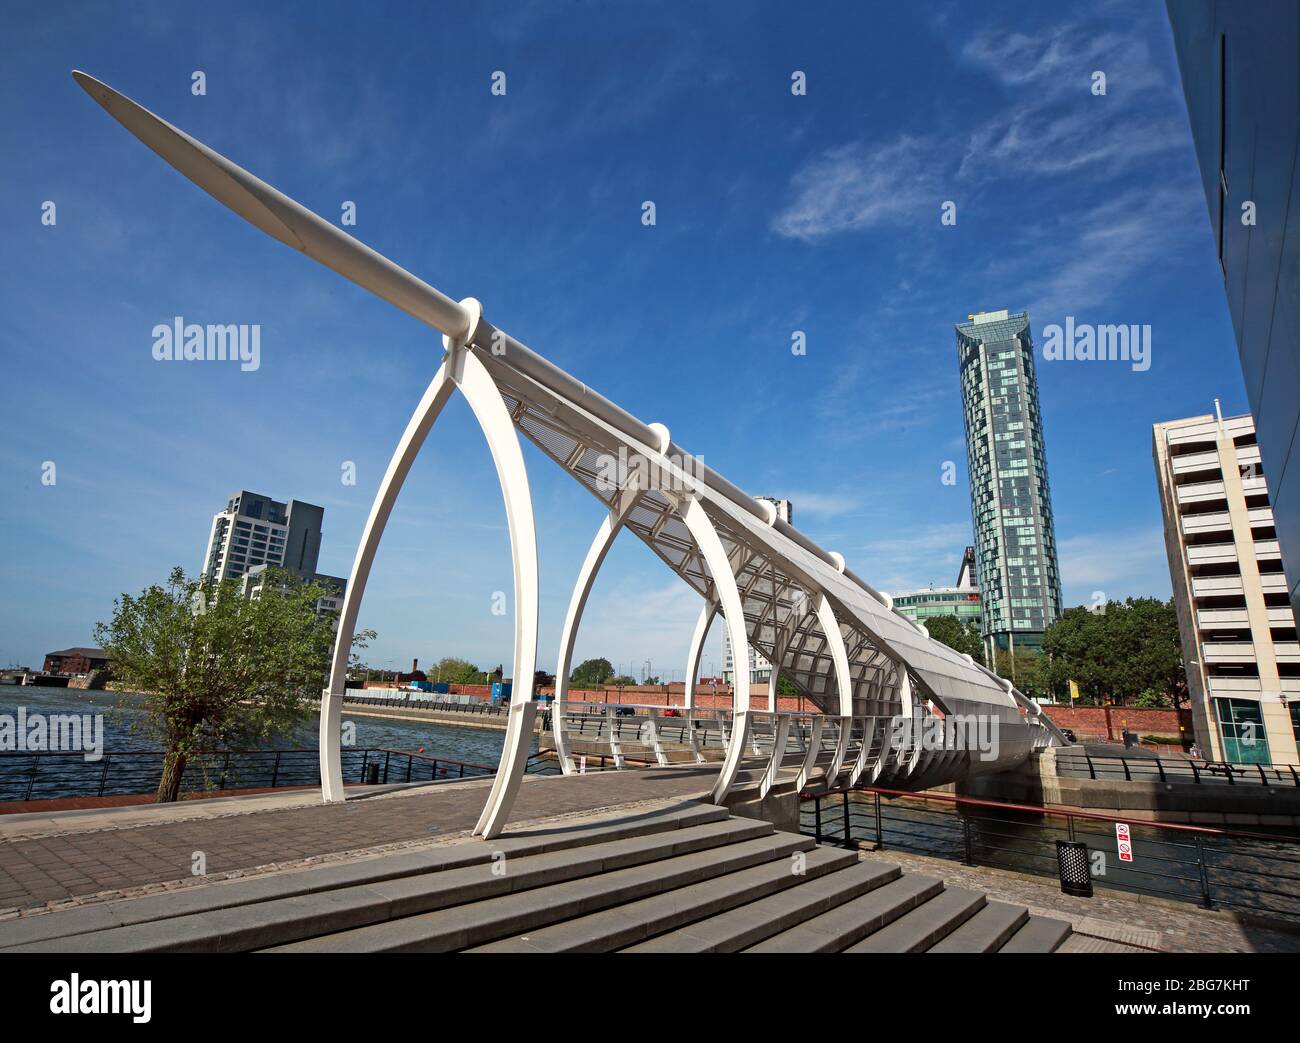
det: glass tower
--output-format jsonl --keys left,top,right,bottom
{"left": 956, "top": 310, "right": 1062, "bottom": 659}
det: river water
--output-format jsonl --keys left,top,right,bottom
{"left": 0, "top": 685, "right": 521, "bottom": 800}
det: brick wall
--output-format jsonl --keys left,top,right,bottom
{"left": 1041, "top": 705, "right": 1192, "bottom": 740}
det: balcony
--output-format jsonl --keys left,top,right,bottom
{"left": 1182, "top": 511, "right": 1231, "bottom": 536}
{"left": 1171, "top": 450, "right": 1219, "bottom": 475}
{"left": 1191, "top": 575, "right": 1244, "bottom": 598}
{"left": 1268, "top": 608, "right": 1297, "bottom": 626}
{"left": 1197, "top": 608, "right": 1249, "bottom": 628}
{"left": 1177, "top": 480, "right": 1226, "bottom": 505}
{"left": 1207, "top": 676, "right": 1263, "bottom": 695}
{"left": 1261, "top": 573, "right": 1289, "bottom": 594}
{"left": 1255, "top": 539, "right": 1282, "bottom": 560}
{"left": 1186, "top": 542, "right": 1238, "bottom": 566}
{"left": 1201, "top": 642, "right": 1258, "bottom": 663}
{"left": 1274, "top": 642, "right": 1300, "bottom": 664}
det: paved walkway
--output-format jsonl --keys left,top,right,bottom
{"left": 0, "top": 766, "right": 715, "bottom": 915}
{"left": 858, "top": 847, "right": 1300, "bottom": 954}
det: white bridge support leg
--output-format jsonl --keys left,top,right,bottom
{"left": 682, "top": 600, "right": 716, "bottom": 763}
{"left": 667, "top": 497, "right": 750, "bottom": 806}
{"left": 816, "top": 593, "right": 855, "bottom": 786}
{"left": 320, "top": 360, "right": 456, "bottom": 803}
{"left": 552, "top": 484, "right": 644, "bottom": 775}
{"left": 457, "top": 345, "right": 541, "bottom": 840}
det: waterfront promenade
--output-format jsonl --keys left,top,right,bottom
{"left": 1, "top": 767, "right": 1296, "bottom": 952}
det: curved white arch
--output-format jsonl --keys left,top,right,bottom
{"left": 815, "top": 592, "right": 855, "bottom": 785}
{"left": 455, "top": 346, "right": 540, "bottom": 840}
{"left": 551, "top": 483, "right": 645, "bottom": 775}
{"left": 668, "top": 497, "right": 751, "bottom": 806}
{"left": 320, "top": 359, "right": 456, "bottom": 802}
{"left": 682, "top": 599, "right": 717, "bottom": 713}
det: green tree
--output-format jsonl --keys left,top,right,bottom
{"left": 570, "top": 657, "right": 615, "bottom": 689}
{"left": 776, "top": 675, "right": 802, "bottom": 697}
{"left": 609, "top": 674, "right": 637, "bottom": 687}
{"left": 922, "top": 614, "right": 985, "bottom": 665}
{"left": 431, "top": 656, "right": 487, "bottom": 685}
{"left": 96, "top": 567, "right": 355, "bottom": 803}
{"left": 1040, "top": 597, "right": 1186, "bottom": 707}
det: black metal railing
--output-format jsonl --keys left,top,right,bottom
{"left": 0, "top": 747, "right": 560, "bottom": 803}
{"left": 801, "top": 786, "right": 1300, "bottom": 923}
{"left": 1056, "top": 750, "right": 1300, "bottom": 787}
{"left": 338, "top": 693, "right": 511, "bottom": 717}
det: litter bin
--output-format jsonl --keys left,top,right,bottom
{"left": 1055, "top": 840, "right": 1093, "bottom": 897}
{"left": 363, "top": 763, "right": 380, "bottom": 785}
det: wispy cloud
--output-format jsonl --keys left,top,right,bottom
{"left": 772, "top": 136, "right": 943, "bottom": 240}
{"left": 1057, "top": 527, "right": 1172, "bottom": 603}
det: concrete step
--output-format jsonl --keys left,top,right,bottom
{"left": 267, "top": 831, "right": 815, "bottom": 953}
{"left": 843, "top": 886, "right": 986, "bottom": 953}
{"left": 470, "top": 844, "right": 860, "bottom": 952}
{"left": 6, "top": 815, "right": 772, "bottom": 954}
{"left": 622, "top": 857, "right": 901, "bottom": 953}
{"left": 0, "top": 800, "right": 732, "bottom": 950}
{"left": 998, "top": 914, "right": 1073, "bottom": 953}
{"left": 926, "top": 900, "right": 1029, "bottom": 953}
{"left": 744, "top": 872, "right": 944, "bottom": 952}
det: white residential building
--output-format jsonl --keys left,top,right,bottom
{"left": 1153, "top": 408, "right": 1299, "bottom": 765}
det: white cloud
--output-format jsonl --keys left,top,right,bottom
{"left": 772, "top": 136, "right": 942, "bottom": 240}
{"left": 1057, "top": 527, "right": 1172, "bottom": 604}
{"left": 774, "top": 490, "right": 864, "bottom": 518}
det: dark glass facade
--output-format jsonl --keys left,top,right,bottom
{"left": 1167, "top": 1, "right": 1300, "bottom": 621}
{"left": 956, "top": 310, "right": 1063, "bottom": 655}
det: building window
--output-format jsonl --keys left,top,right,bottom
{"left": 1214, "top": 697, "right": 1270, "bottom": 764}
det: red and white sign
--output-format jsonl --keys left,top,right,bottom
{"left": 1115, "top": 822, "right": 1133, "bottom": 863}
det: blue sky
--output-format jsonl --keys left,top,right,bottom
{"left": 0, "top": 1, "right": 1243, "bottom": 681}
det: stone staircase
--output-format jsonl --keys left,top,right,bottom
{"left": 0, "top": 802, "right": 1070, "bottom": 953}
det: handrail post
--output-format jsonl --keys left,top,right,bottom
{"left": 24, "top": 756, "right": 38, "bottom": 801}
{"left": 1085, "top": 753, "right": 1096, "bottom": 780}
{"left": 98, "top": 753, "right": 111, "bottom": 797}
{"left": 1225, "top": 762, "right": 1235, "bottom": 785}
{"left": 1155, "top": 756, "right": 1166, "bottom": 783}
{"left": 1191, "top": 760, "right": 1200, "bottom": 783}
{"left": 270, "top": 750, "right": 281, "bottom": 788}
{"left": 814, "top": 795, "right": 822, "bottom": 842}
{"left": 1257, "top": 764, "right": 1268, "bottom": 785}
{"left": 383, "top": 750, "right": 391, "bottom": 784}
{"left": 874, "top": 790, "right": 883, "bottom": 849}
{"left": 1195, "top": 835, "right": 1213, "bottom": 909}
{"left": 842, "top": 789, "right": 851, "bottom": 847}
{"left": 1122, "top": 757, "right": 1131, "bottom": 782}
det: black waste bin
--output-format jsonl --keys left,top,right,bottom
{"left": 363, "top": 763, "right": 380, "bottom": 785}
{"left": 1055, "top": 839, "right": 1093, "bottom": 897}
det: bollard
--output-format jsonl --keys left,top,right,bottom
{"left": 363, "top": 763, "right": 380, "bottom": 785}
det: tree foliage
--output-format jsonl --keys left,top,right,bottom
{"left": 922, "top": 614, "right": 985, "bottom": 665}
{"left": 570, "top": 657, "right": 615, "bottom": 689}
{"left": 431, "top": 656, "right": 489, "bottom": 685}
{"left": 96, "top": 567, "right": 353, "bottom": 802}
{"left": 1039, "top": 597, "right": 1186, "bottom": 706}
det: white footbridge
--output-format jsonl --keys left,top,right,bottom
{"left": 75, "top": 71, "right": 1067, "bottom": 840}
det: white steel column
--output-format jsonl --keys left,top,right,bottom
{"left": 682, "top": 599, "right": 716, "bottom": 764}
{"left": 816, "top": 592, "right": 854, "bottom": 784}
{"left": 552, "top": 482, "right": 644, "bottom": 774}
{"left": 671, "top": 497, "right": 753, "bottom": 806}
{"left": 320, "top": 359, "right": 456, "bottom": 802}
{"left": 454, "top": 340, "right": 541, "bottom": 840}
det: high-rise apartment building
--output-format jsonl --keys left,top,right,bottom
{"left": 956, "top": 310, "right": 1062, "bottom": 662}
{"left": 1153, "top": 408, "right": 1299, "bottom": 765}
{"left": 202, "top": 490, "right": 323, "bottom": 582}
{"left": 891, "top": 546, "right": 982, "bottom": 630}
{"left": 201, "top": 490, "right": 346, "bottom": 612}
{"left": 722, "top": 497, "right": 792, "bottom": 685}
{"left": 1167, "top": 2, "right": 1300, "bottom": 623}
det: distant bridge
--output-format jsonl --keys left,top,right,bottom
{"left": 75, "top": 71, "right": 1067, "bottom": 841}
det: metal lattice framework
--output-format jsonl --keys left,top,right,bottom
{"left": 75, "top": 71, "right": 1067, "bottom": 840}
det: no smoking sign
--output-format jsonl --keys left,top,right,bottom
{"left": 1115, "top": 822, "right": 1134, "bottom": 863}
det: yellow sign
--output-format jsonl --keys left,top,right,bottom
{"left": 1069, "top": 679, "right": 1080, "bottom": 702}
